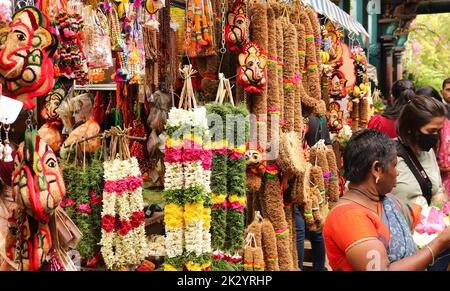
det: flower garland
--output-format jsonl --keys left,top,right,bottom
{"left": 225, "top": 104, "right": 249, "bottom": 269}
{"left": 60, "top": 158, "right": 104, "bottom": 263}
{"left": 207, "top": 104, "right": 230, "bottom": 270}
{"left": 100, "top": 157, "right": 148, "bottom": 270}
{"left": 163, "top": 107, "right": 212, "bottom": 271}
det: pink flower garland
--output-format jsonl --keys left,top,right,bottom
{"left": 103, "top": 176, "right": 143, "bottom": 195}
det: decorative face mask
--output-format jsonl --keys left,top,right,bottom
{"left": 237, "top": 42, "right": 267, "bottom": 94}
{"left": 12, "top": 128, "right": 66, "bottom": 224}
{"left": 40, "top": 82, "right": 66, "bottom": 124}
{"left": 225, "top": 0, "right": 249, "bottom": 52}
{"left": 245, "top": 149, "right": 264, "bottom": 167}
{"left": 328, "top": 70, "right": 347, "bottom": 100}
{"left": 0, "top": 6, "right": 56, "bottom": 109}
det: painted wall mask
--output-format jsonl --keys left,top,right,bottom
{"left": 237, "top": 42, "right": 267, "bottom": 94}
{"left": 0, "top": 6, "right": 56, "bottom": 109}
{"left": 225, "top": 0, "right": 249, "bottom": 52}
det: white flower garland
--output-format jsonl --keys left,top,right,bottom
{"left": 100, "top": 157, "right": 148, "bottom": 270}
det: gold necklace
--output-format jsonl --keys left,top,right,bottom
{"left": 341, "top": 188, "right": 379, "bottom": 215}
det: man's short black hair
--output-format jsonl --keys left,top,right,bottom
{"left": 443, "top": 78, "right": 450, "bottom": 89}
{"left": 343, "top": 129, "right": 396, "bottom": 184}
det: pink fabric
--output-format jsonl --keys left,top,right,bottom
{"left": 367, "top": 115, "right": 398, "bottom": 138}
{"left": 436, "top": 118, "right": 450, "bottom": 198}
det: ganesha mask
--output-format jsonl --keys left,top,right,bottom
{"left": 40, "top": 78, "right": 71, "bottom": 125}
{"left": 10, "top": 128, "right": 65, "bottom": 270}
{"left": 225, "top": 0, "right": 249, "bottom": 52}
{"left": 237, "top": 42, "right": 267, "bottom": 94}
{"left": 12, "top": 128, "right": 65, "bottom": 224}
{"left": 0, "top": 6, "right": 56, "bottom": 109}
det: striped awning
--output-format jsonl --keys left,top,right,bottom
{"left": 302, "top": 0, "right": 369, "bottom": 37}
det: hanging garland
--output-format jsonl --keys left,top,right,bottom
{"left": 163, "top": 106, "right": 212, "bottom": 271}
{"left": 225, "top": 103, "right": 249, "bottom": 269}
{"left": 60, "top": 157, "right": 104, "bottom": 264}
{"left": 207, "top": 104, "right": 231, "bottom": 269}
{"left": 99, "top": 128, "right": 148, "bottom": 270}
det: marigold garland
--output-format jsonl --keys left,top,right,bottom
{"left": 163, "top": 107, "right": 212, "bottom": 271}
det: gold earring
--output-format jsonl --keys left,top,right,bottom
{"left": 375, "top": 177, "right": 380, "bottom": 184}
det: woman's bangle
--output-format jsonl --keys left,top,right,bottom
{"left": 425, "top": 245, "right": 435, "bottom": 266}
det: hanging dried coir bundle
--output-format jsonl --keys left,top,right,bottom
{"left": 282, "top": 18, "right": 297, "bottom": 132}
{"left": 326, "top": 149, "right": 340, "bottom": 203}
{"left": 264, "top": 175, "right": 293, "bottom": 270}
{"left": 278, "top": 131, "right": 306, "bottom": 176}
{"left": 261, "top": 218, "right": 280, "bottom": 270}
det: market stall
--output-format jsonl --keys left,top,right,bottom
{"left": 0, "top": 0, "right": 400, "bottom": 272}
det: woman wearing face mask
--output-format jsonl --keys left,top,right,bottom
{"left": 392, "top": 95, "right": 447, "bottom": 207}
{"left": 323, "top": 129, "right": 450, "bottom": 271}
{"left": 392, "top": 95, "right": 450, "bottom": 271}
{"left": 368, "top": 79, "right": 416, "bottom": 138}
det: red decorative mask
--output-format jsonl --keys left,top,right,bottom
{"left": 237, "top": 42, "right": 267, "bottom": 94}
{"left": 225, "top": 0, "right": 249, "bottom": 52}
{"left": 0, "top": 6, "right": 56, "bottom": 109}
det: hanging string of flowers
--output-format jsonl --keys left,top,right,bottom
{"left": 99, "top": 129, "right": 148, "bottom": 270}
{"left": 60, "top": 156, "right": 104, "bottom": 265}
{"left": 163, "top": 104, "right": 212, "bottom": 271}
{"left": 207, "top": 104, "right": 230, "bottom": 269}
{"left": 225, "top": 104, "right": 249, "bottom": 269}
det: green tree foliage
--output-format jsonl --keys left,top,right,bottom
{"left": 403, "top": 14, "right": 450, "bottom": 91}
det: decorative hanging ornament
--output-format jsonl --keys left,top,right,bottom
{"left": 225, "top": 0, "right": 249, "bottom": 52}
{"left": 145, "top": 0, "right": 165, "bottom": 14}
{"left": 12, "top": 128, "right": 66, "bottom": 224}
{"left": 237, "top": 42, "right": 267, "bottom": 94}
{"left": 0, "top": 6, "right": 57, "bottom": 109}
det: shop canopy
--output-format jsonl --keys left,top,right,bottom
{"left": 302, "top": 0, "right": 370, "bottom": 38}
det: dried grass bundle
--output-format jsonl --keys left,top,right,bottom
{"left": 261, "top": 218, "right": 280, "bottom": 271}
{"left": 278, "top": 131, "right": 306, "bottom": 176}
{"left": 326, "top": 149, "right": 340, "bottom": 203}
{"left": 282, "top": 19, "right": 297, "bottom": 132}
{"left": 264, "top": 177, "right": 293, "bottom": 270}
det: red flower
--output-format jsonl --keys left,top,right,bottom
{"left": 60, "top": 198, "right": 76, "bottom": 208}
{"left": 128, "top": 176, "right": 143, "bottom": 191}
{"left": 102, "top": 215, "right": 116, "bottom": 232}
{"left": 115, "top": 179, "right": 128, "bottom": 195}
{"left": 77, "top": 203, "right": 92, "bottom": 215}
{"left": 118, "top": 220, "right": 132, "bottom": 236}
{"left": 90, "top": 192, "right": 103, "bottom": 205}
{"left": 131, "top": 211, "right": 145, "bottom": 228}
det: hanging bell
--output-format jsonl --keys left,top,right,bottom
{"left": 3, "top": 141, "right": 12, "bottom": 162}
